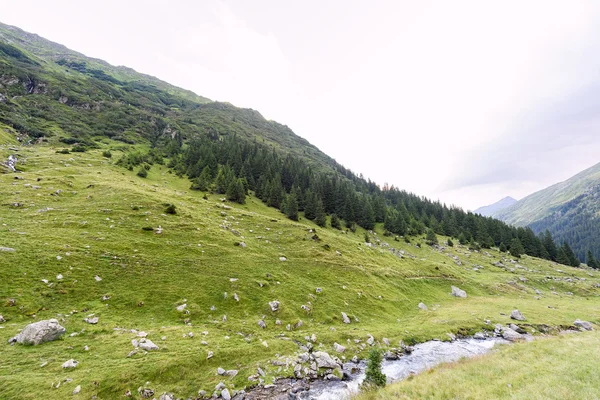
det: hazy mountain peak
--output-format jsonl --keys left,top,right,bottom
{"left": 473, "top": 196, "right": 517, "bottom": 217}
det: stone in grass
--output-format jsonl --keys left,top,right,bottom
{"left": 341, "top": 312, "right": 351, "bottom": 324}
{"left": 72, "top": 385, "right": 81, "bottom": 395}
{"left": 258, "top": 320, "right": 267, "bottom": 329}
{"left": 510, "top": 310, "right": 526, "bottom": 321}
{"left": 176, "top": 303, "right": 187, "bottom": 312}
{"left": 13, "top": 319, "right": 66, "bottom": 345}
{"left": 221, "top": 388, "right": 231, "bottom": 400}
{"left": 62, "top": 359, "right": 79, "bottom": 369}
{"left": 269, "top": 301, "right": 280, "bottom": 312}
{"left": 501, "top": 327, "right": 522, "bottom": 342}
{"left": 84, "top": 316, "right": 99, "bottom": 324}
{"left": 574, "top": 319, "right": 593, "bottom": 331}
{"left": 333, "top": 342, "right": 346, "bottom": 353}
{"left": 138, "top": 338, "right": 159, "bottom": 351}
{"left": 451, "top": 286, "right": 467, "bottom": 298}
{"left": 418, "top": 302, "right": 428, "bottom": 311}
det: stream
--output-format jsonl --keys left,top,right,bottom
{"left": 301, "top": 337, "right": 508, "bottom": 400}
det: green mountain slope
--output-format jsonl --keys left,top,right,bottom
{"left": 494, "top": 162, "right": 600, "bottom": 261}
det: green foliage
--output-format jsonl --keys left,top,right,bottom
{"left": 315, "top": 199, "right": 326, "bottom": 227}
{"left": 499, "top": 242, "right": 507, "bottom": 252}
{"left": 136, "top": 167, "right": 148, "bottom": 178}
{"left": 191, "top": 166, "right": 213, "bottom": 191}
{"left": 447, "top": 238, "right": 454, "bottom": 247}
{"left": 102, "top": 150, "right": 112, "bottom": 158}
{"left": 165, "top": 204, "right": 177, "bottom": 215}
{"left": 330, "top": 213, "right": 341, "bottom": 229}
{"left": 363, "top": 348, "right": 387, "bottom": 388}
{"left": 587, "top": 250, "right": 598, "bottom": 269}
{"left": 509, "top": 238, "right": 524, "bottom": 258}
{"left": 226, "top": 178, "right": 246, "bottom": 204}
{"left": 285, "top": 192, "right": 299, "bottom": 221}
{"left": 426, "top": 229, "right": 438, "bottom": 246}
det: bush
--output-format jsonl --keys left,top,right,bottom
{"left": 331, "top": 213, "right": 341, "bottom": 229}
{"left": 56, "top": 149, "right": 70, "bottom": 154}
{"left": 136, "top": 167, "right": 147, "bottom": 178}
{"left": 363, "top": 348, "right": 386, "bottom": 388}
{"left": 102, "top": 150, "right": 112, "bottom": 158}
{"left": 165, "top": 204, "right": 177, "bottom": 215}
{"left": 447, "top": 238, "right": 454, "bottom": 247}
{"left": 71, "top": 145, "right": 87, "bottom": 152}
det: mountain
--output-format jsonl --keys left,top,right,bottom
{"left": 1, "top": 22, "right": 599, "bottom": 399}
{"left": 473, "top": 196, "right": 517, "bottom": 217}
{"left": 494, "top": 161, "right": 600, "bottom": 261}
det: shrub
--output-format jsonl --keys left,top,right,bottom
{"left": 165, "top": 204, "right": 177, "bottom": 215}
{"left": 447, "top": 238, "right": 454, "bottom": 247}
{"left": 102, "top": 150, "right": 112, "bottom": 158}
{"left": 363, "top": 348, "right": 386, "bottom": 388}
{"left": 56, "top": 149, "right": 70, "bottom": 154}
{"left": 136, "top": 167, "right": 147, "bottom": 178}
{"left": 71, "top": 145, "right": 87, "bottom": 152}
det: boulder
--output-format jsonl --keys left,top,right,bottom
{"left": 221, "top": 388, "right": 231, "bottom": 400}
{"left": 217, "top": 367, "right": 226, "bottom": 375}
{"left": 366, "top": 334, "right": 375, "bottom": 346}
{"left": 84, "top": 317, "right": 99, "bottom": 324}
{"left": 574, "top": 319, "right": 593, "bottom": 331}
{"left": 509, "top": 324, "right": 526, "bottom": 334}
{"left": 62, "top": 359, "right": 79, "bottom": 369}
{"left": 72, "top": 385, "right": 81, "bottom": 395}
{"left": 158, "top": 393, "right": 174, "bottom": 400}
{"left": 333, "top": 342, "right": 346, "bottom": 353}
{"left": 14, "top": 319, "right": 66, "bottom": 345}
{"left": 451, "top": 286, "right": 467, "bottom": 298}
{"left": 418, "top": 302, "right": 428, "bottom": 311}
{"left": 258, "top": 320, "right": 266, "bottom": 329}
{"left": 501, "top": 327, "right": 522, "bottom": 341}
{"left": 473, "top": 332, "right": 486, "bottom": 340}
{"left": 313, "top": 351, "right": 339, "bottom": 369}
{"left": 341, "top": 312, "right": 351, "bottom": 324}
{"left": 510, "top": 310, "right": 526, "bottom": 321}
{"left": 138, "top": 339, "right": 159, "bottom": 351}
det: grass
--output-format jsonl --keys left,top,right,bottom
{"left": 355, "top": 331, "right": 600, "bottom": 400}
{"left": 0, "top": 143, "right": 599, "bottom": 399}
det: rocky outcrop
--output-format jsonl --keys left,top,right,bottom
{"left": 451, "top": 286, "right": 467, "bottom": 298}
{"left": 510, "top": 310, "right": 526, "bottom": 321}
{"left": 574, "top": 319, "right": 593, "bottom": 331}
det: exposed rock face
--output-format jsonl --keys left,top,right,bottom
{"left": 13, "top": 319, "right": 66, "bottom": 345}
{"left": 451, "top": 286, "right": 467, "bottom": 298}
{"left": 574, "top": 319, "right": 593, "bottom": 331}
{"left": 510, "top": 310, "right": 526, "bottom": 321}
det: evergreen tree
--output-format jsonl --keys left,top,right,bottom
{"left": 215, "top": 165, "right": 234, "bottom": 194}
{"left": 426, "top": 229, "right": 438, "bottom": 246}
{"left": 363, "top": 348, "right": 386, "bottom": 388}
{"left": 447, "top": 238, "right": 454, "bottom": 247}
{"left": 542, "top": 230, "right": 558, "bottom": 261}
{"left": 226, "top": 178, "right": 246, "bottom": 204}
{"left": 556, "top": 246, "right": 571, "bottom": 266}
{"left": 586, "top": 250, "right": 598, "bottom": 269}
{"left": 509, "top": 238, "right": 524, "bottom": 258}
{"left": 561, "top": 242, "right": 579, "bottom": 267}
{"left": 458, "top": 232, "right": 468, "bottom": 245}
{"left": 315, "top": 199, "right": 326, "bottom": 227}
{"left": 191, "top": 165, "right": 212, "bottom": 191}
{"left": 499, "top": 242, "right": 507, "bottom": 253}
{"left": 331, "top": 213, "right": 341, "bottom": 229}
{"left": 285, "top": 192, "right": 299, "bottom": 221}
{"left": 304, "top": 189, "right": 317, "bottom": 220}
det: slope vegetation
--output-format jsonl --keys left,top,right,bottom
{"left": 0, "top": 145, "right": 598, "bottom": 399}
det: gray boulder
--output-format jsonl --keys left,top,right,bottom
{"left": 269, "top": 301, "right": 280, "bottom": 312}
{"left": 138, "top": 338, "right": 159, "bottom": 351}
{"left": 510, "top": 310, "right": 526, "bottom": 321}
{"left": 418, "top": 302, "right": 428, "bottom": 311}
{"left": 62, "top": 359, "right": 79, "bottom": 369}
{"left": 333, "top": 342, "right": 346, "bottom": 353}
{"left": 341, "top": 312, "right": 351, "bottom": 324}
{"left": 574, "top": 319, "right": 593, "bottom": 331}
{"left": 258, "top": 320, "right": 266, "bottom": 329}
{"left": 14, "top": 319, "right": 66, "bottom": 345}
{"left": 313, "top": 351, "right": 339, "bottom": 369}
{"left": 501, "top": 327, "right": 522, "bottom": 341}
{"left": 451, "top": 286, "right": 467, "bottom": 298}
{"left": 221, "top": 388, "right": 231, "bottom": 400}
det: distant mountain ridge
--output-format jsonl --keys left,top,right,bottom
{"left": 493, "top": 161, "right": 600, "bottom": 261}
{"left": 473, "top": 196, "right": 517, "bottom": 217}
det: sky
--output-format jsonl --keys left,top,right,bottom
{"left": 3, "top": 0, "right": 600, "bottom": 210}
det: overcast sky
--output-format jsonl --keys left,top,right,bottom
{"left": 4, "top": 0, "right": 600, "bottom": 210}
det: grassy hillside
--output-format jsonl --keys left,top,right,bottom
{"left": 494, "top": 161, "right": 600, "bottom": 226}
{"left": 357, "top": 331, "right": 600, "bottom": 400}
{"left": 0, "top": 143, "right": 599, "bottom": 399}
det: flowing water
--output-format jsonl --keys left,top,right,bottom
{"left": 301, "top": 338, "right": 508, "bottom": 399}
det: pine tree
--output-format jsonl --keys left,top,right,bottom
{"left": 285, "top": 192, "right": 299, "bottom": 221}
{"left": 561, "top": 242, "right": 579, "bottom": 267}
{"left": 586, "top": 250, "right": 598, "bottom": 269}
{"left": 191, "top": 165, "right": 212, "bottom": 191}
{"left": 542, "top": 230, "right": 558, "bottom": 261}
{"left": 557, "top": 246, "right": 571, "bottom": 266}
{"left": 304, "top": 189, "right": 317, "bottom": 220}
{"left": 447, "top": 238, "right": 454, "bottom": 247}
{"left": 458, "top": 233, "right": 468, "bottom": 245}
{"left": 363, "top": 348, "right": 386, "bottom": 388}
{"left": 509, "top": 238, "right": 524, "bottom": 258}
{"left": 331, "top": 213, "right": 341, "bottom": 229}
{"left": 426, "top": 229, "right": 438, "bottom": 246}
{"left": 499, "top": 242, "right": 507, "bottom": 253}
{"left": 315, "top": 199, "right": 326, "bottom": 227}
{"left": 227, "top": 178, "right": 246, "bottom": 204}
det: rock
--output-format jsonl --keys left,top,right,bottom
{"left": 341, "top": 312, "right": 351, "bottom": 324}
{"left": 473, "top": 332, "right": 486, "bottom": 340}
{"left": 366, "top": 334, "right": 375, "bottom": 345}
{"left": 0, "top": 315, "right": 4, "bottom": 323}
{"left": 207, "top": 351, "right": 214, "bottom": 359}
{"left": 138, "top": 388, "right": 154, "bottom": 398}
{"left": 138, "top": 339, "right": 159, "bottom": 351}
{"left": 351, "top": 356, "right": 359, "bottom": 363}
{"left": 269, "top": 301, "right": 280, "bottom": 312}
{"left": 313, "top": 351, "right": 339, "bottom": 369}
{"left": 62, "top": 359, "right": 79, "bottom": 369}
{"left": 279, "top": 256, "right": 287, "bottom": 261}
{"left": 158, "top": 393, "right": 174, "bottom": 400}
{"left": 258, "top": 320, "right": 266, "bottom": 329}
{"left": 217, "top": 367, "right": 226, "bottom": 375}
{"left": 509, "top": 324, "right": 526, "bottom": 334}
{"left": 574, "top": 319, "right": 593, "bottom": 331}
{"left": 316, "top": 287, "right": 322, "bottom": 293}
{"left": 56, "top": 273, "right": 64, "bottom": 280}
{"left": 176, "top": 304, "right": 187, "bottom": 312}
{"left": 451, "top": 286, "right": 467, "bottom": 298}
{"left": 94, "top": 275, "right": 102, "bottom": 282}
{"left": 72, "top": 385, "right": 81, "bottom": 395}
{"left": 418, "top": 302, "right": 428, "bottom": 311}
{"left": 226, "top": 369, "right": 238, "bottom": 377}
{"left": 333, "top": 342, "right": 346, "bottom": 353}
{"left": 221, "top": 388, "right": 231, "bottom": 400}
{"left": 14, "top": 319, "right": 66, "bottom": 345}
{"left": 510, "top": 310, "right": 526, "bottom": 321}
{"left": 384, "top": 350, "right": 400, "bottom": 360}
{"left": 84, "top": 317, "right": 99, "bottom": 324}
{"left": 0, "top": 247, "right": 15, "bottom": 252}
{"left": 501, "top": 327, "right": 522, "bottom": 341}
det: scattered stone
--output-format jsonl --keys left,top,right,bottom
{"left": 269, "top": 301, "right": 280, "bottom": 312}
{"left": 207, "top": 351, "right": 214, "bottom": 359}
{"left": 383, "top": 337, "right": 390, "bottom": 346}
{"left": 84, "top": 317, "right": 99, "bottom": 324}
{"left": 176, "top": 303, "right": 187, "bottom": 312}
{"left": 0, "top": 247, "right": 15, "bottom": 252}
{"left": 501, "top": 327, "right": 522, "bottom": 341}
{"left": 366, "top": 335, "right": 375, "bottom": 346}
{"left": 510, "top": 310, "right": 526, "bottom": 321}
{"left": 56, "top": 273, "right": 64, "bottom": 280}
{"left": 138, "top": 339, "right": 159, "bottom": 351}
{"left": 418, "top": 302, "right": 428, "bottom": 311}
{"left": 279, "top": 256, "right": 287, "bottom": 261}
{"left": 0, "top": 315, "right": 4, "bottom": 323}
{"left": 138, "top": 388, "right": 154, "bottom": 398}
{"left": 72, "top": 385, "right": 81, "bottom": 395}
{"left": 221, "top": 388, "right": 231, "bottom": 400}
{"left": 473, "top": 332, "right": 486, "bottom": 340}
{"left": 226, "top": 369, "right": 238, "bottom": 377}
{"left": 62, "top": 359, "right": 79, "bottom": 369}
{"left": 158, "top": 393, "right": 174, "bottom": 400}
{"left": 13, "top": 319, "right": 66, "bottom": 345}
{"left": 258, "top": 320, "right": 266, "bottom": 329}
{"left": 94, "top": 275, "right": 102, "bottom": 282}
{"left": 341, "top": 312, "right": 351, "bottom": 324}
{"left": 451, "top": 286, "right": 467, "bottom": 298}
{"left": 217, "top": 367, "right": 226, "bottom": 375}
{"left": 313, "top": 351, "right": 339, "bottom": 369}
{"left": 334, "top": 342, "right": 346, "bottom": 353}
{"left": 316, "top": 287, "right": 322, "bottom": 293}
{"left": 574, "top": 319, "right": 593, "bottom": 331}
